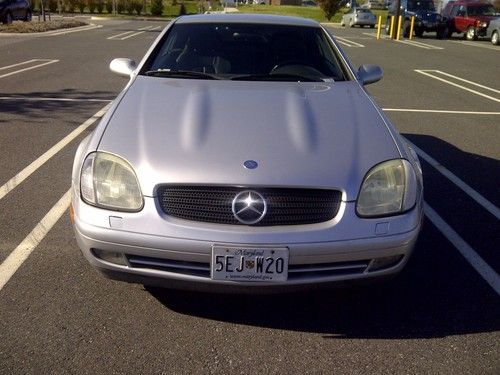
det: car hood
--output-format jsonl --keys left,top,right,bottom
{"left": 99, "top": 77, "right": 400, "bottom": 200}
{"left": 474, "top": 15, "right": 499, "bottom": 22}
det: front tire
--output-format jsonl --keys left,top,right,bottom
{"left": 24, "top": 10, "right": 32, "bottom": 22}
{"left": 492, "top": 30, "right": 499, "bottom": 45}
{"left": 466, "top": 26, "right": 477, "bottom": 41}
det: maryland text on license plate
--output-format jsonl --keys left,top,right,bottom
{"left": 211, "top": 246, "right": 289, "bottom": 282}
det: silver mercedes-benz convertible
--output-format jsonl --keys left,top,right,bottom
{"left": 71, "top": 14, "right": 423, "bottom": 292}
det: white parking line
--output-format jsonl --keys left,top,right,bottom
{"left": 363, "top": 32, "right": 390, "bottom": 39}
{"left": 0, "top": 190, "right": 71, "bottom": 291}
{"left": 0, "top": 59, "right": 59, "bottom": 79}
{"left": 383, "top": 108, "right": 500, "bottom": 115}
{"left": 335, "top": 36, "right": 365, "bottom": 47}
{"left": 44, "top": 24, "right": 102, "bottom": 36}
{"left": 107, "top": 30, "right": 136, "bottom": 40}
{"left": 415, "top": 70, "right": 500, "bottom": 103}
{"left": 108, "top": 26, "right": 155, "bottom": 40}
{"left": 404, "top": 138, "right": 500, "bottom": 220}
{"left": 425, "top": 203, "right": 500, "bottom": 296}
{"left": 425, "top": 70, "right": 500, "bottom": 94}
{"left": 452, "top": 40, "right": 500, "bottom": 51}
{"left": 0, "top": 104, "right": 110, "bottom": 201}
{"left": 120, "top": 26, "right": 154, "bottom": 40}
{"left": 0, "top": 59, "right": 39, "bottom": 71}
{"left": 397, "top": 39, "right": 444, "bottom": 50}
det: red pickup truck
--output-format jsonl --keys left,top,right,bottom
{"left": 438, "top": 0, "right": 500, "bottom": 40}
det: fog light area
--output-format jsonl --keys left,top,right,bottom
{"left": 91, "top": 249, "right": 128, "bottom": 266}
{"left": 368, "top": 255, "right": 404, "bottom": 272}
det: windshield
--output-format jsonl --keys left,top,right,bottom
{"left": 141, "top": 23, "right": 347, "bottom": 82}
{"left": 468, "top": 5, "right": 497, "bottom": 16}
{"left": 407, "top": 0, "right": 436, "bottom": 11}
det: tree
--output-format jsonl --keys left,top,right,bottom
{"left": 150, "top": 0, "right": 163, "bottom": 15}
{"left": 317, "top": 0, "right": 343, "bottom": 21}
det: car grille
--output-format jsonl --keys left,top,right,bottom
{"left": 126, "top": 255, "right": 370, "bottom": 280}
{"left": 157, "top": 185, "right": 342, "bottom": 226}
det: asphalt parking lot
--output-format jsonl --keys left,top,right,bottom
{"left": 0, "top": 19, "right": 498, "bottom": 374}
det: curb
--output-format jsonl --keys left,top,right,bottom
{"left": 0, "top": 23, "right": 100, "bottom": 37}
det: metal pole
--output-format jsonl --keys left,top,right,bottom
{"left": 389, "top": 16, "right": 395, "bottom": 38}
{"left": 376, "top": 15, "right": 382, "bottom": 40}
{"left": 409, "top": 16, "right": 415, "bottom": 39}
{"left": 396, "top": 15, "right": 402, "bottom": 40}
{"left": 393, "top": 0, "right": 402, "bottom": 39}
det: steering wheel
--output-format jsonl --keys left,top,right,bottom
{"left": 271, "top": 60, "right": 309, "bottom": 73}
{"left": 270, "top": 60, "right": 324, "bottom": 78}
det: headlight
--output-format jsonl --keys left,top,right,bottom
{"left": 356, "top": 159, "right": 417, "bottom": 217}
{"left": 80, "top": 152, "right": 143, "bottom": 211}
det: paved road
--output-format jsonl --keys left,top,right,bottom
{"left": 0, "top": 19, "right": 498, "bottom": 374}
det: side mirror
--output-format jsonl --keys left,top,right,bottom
{"left": 357, "top": 64, "right": 383, "bottom": 85}
{"left": 110, "top": 58, "right": 137, "bottom": 77}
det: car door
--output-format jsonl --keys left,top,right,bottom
{"left": 454, "top": 5, "right": 468, "bottom": 32}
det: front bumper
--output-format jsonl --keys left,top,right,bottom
{"left": 72, "top": 194, "right": 423, "bottom": 293}
{"left": 416, "top": 20, "right": 438, "bottom": 32}
{"left": 354, "top": 18, "right": 376, "bottom": 26}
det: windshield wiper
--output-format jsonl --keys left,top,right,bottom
{"left": 143, "top": 69, "right": 220, "bottom": 80}
{"left": 230, "top": 73, "right": 323, "bottom": 82}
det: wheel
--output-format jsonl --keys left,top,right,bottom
{"left": 370, "top": 24, "right": 375, "bottom": 29}
{"left": 492, "top": 30, "right": 499, "bottom": 45}
{"left": 403, "top": 20, "right": 411, "bottom": 38}
{"left": 466, "top": 26, "right": 477, "bottom": 41}
{"left": 5, "top": 12, "right": 13, "bottom": 24}
{"left": 24, "top": 10, "right": 32, "bottom": 22}
{"left": 340, "top": 20, "right": 345, "bottom": 27}
{"left": 349, "top": 19, "right": 354, "bottom": 28}
{"left": 415, "top": 28, "right": 424, "bottom": 37}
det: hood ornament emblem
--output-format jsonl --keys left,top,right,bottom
{"left": 243, "top": 160, "right": 258, "bottom": 169}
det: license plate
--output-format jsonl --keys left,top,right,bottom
{"left": 211, "top": 246, "right": 289, "bottom": 282}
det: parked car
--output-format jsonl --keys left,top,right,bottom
{"left": 71, "top": 14, "right": 423, "bottom": 293}
{"left": 438, "top": 0, "right": 499, "bottom": 40}
{"left": 341, "top": 7, "right": 377, "bottom": 27}
{"left": 362, "top": 0, "right": 387, "bottom": 9}
{"left": 485, "top": 16, "right": 500, "bottom": 44}
{"left": 0, "top": 0, "right": 31, "bottom": 24}
{"left": 301, "top": 0, "right": 318, "bottom": 6}
{"left": 386, "top": 0, "right": 441, "bottom": 37}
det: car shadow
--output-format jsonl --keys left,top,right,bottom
{"left": 147, "top": 214, "right": 498, "bottom": 339}
{"left": 403, "top": 133, "right": 500, "bottom": 207}
{"left": 0, "top": 89, "right": 115, "bottom": 122}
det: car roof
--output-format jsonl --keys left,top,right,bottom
{"left": 174, "top": 14, "right": 320, "bottom": 28}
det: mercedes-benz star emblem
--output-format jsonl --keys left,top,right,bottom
{"left": 231, "top": 190, "right": 267, "bottom": 225}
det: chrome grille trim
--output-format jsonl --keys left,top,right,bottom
{"left": 157, "top": 185, "right": 342, "bottom": 226}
